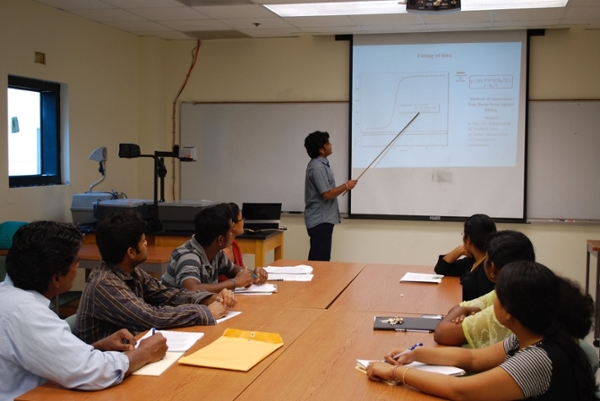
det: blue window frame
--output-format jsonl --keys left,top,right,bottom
{"left": 7, "top": 75, "right": 61, "bottom": 187}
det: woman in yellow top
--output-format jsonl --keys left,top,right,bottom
{"left": 433, "top": 230, "right": 535, "bottom": 348}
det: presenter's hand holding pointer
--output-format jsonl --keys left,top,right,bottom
{"left": 341, "top": 179, "right": 358, "bottom": 196}
{"left": 345, "top": 180, "right": 358, "bottom": 190}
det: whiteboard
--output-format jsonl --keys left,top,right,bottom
{"left": 181, "top": 100, "right": 600, "bottom": 220}
{"left": 180, "top": 102, "right": 350, "bottom": 213}
{"left": 527, "top": 100, "right": 600, "bottom": 220}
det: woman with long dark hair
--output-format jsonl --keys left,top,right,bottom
{"left": 434, "top": 214, "right": 497, "bottom": 301}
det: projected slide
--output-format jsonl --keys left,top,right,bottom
{"left": 350, "top": 31, "right": 527, "bottom": 219}
{"left": 352, "top": 41, "right": 522, "bottom": 169}
{"left": 359, "top": 72, "right": 449, "bottom": 146}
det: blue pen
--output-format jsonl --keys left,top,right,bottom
{"left": 393, "top": 342, "right": 423, "bottom": 360}
{"left": 151, "top": 327, "right": 156, "bottom": 335}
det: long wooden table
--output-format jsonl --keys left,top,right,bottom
{"left": 330, "top": 264, "right": 460, "bottom": 314}
{"left": 16, "top": 261, "right": 460, "bottom": 401}
{"left": 236, "top": 310, "right": 446, "bottom": 401}
{"left": 237, "top": 259, "right": 366, "bottom": 309}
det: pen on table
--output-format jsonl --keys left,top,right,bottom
{"left": 393, "top": 342, "right": 424, "bottom": 360}
{"left": 395, "top": 329, "right": 431, "bottom": 333}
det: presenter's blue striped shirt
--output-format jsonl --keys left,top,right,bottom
{"left": 304, "top": 157, "right": 340, "bottom": 229}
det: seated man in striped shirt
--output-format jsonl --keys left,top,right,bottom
{"left": 75, "top": 211, "right": 235, "bottom": 345}
{"left": 161, "top": 203, "right": 267, "bottom": 293}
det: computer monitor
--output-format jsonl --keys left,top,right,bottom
{"left": 242, "top": 203, "right": 282, "bottom": 232}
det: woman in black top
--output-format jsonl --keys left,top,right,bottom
{"left": 434, "top": 214, "right": 496, "bottom": 301}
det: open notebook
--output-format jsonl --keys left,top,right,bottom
{"left": 356, "top": 359, "right": 464, "bottom": 385}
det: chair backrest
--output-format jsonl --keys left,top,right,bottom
{"left": 0, "top": 221, "right": 28, "bottom": 249}
{"left": 0, "top": 221, "right": 27, "bottom": 281}
{"left": 64, "top": 314, "right": 78, "bottom": 333}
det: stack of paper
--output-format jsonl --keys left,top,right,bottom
{"left": 234, "top": 283, "right": 277, "bottom": 295}
{"left": 355, "top": 359, "right": 464, "bottom": 385}
{"left": 264, "top": 264, "right": 314, "bottom": 282}
{"left": 136, "top": 330, "right": 204, "bottom": 352}
{"left": 133, "top": 330, "right": 205, "bottom": 376}
{"left": 399, "top": 272, "right": 443, "bottom": 284}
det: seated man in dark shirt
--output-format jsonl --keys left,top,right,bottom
{"left": 75, "top": 211, "right": 235, "bottom": 344}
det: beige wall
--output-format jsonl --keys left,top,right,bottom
{"left": 0, "top": 0, "right": 142, "bottom": 221}
{"left": 2, "top": 0, "right": 600, "bottom": 287}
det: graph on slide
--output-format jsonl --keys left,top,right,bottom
{"left": 356, "top": 72, "right": 449, "bottom": 147}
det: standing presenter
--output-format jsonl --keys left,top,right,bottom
{"left": 304, "top": 131, "right": 358, "bottom": 261}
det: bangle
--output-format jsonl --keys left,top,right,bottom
{"left": 402, "top": 366, "right": 412, "bottom": 385}
{"left": 344, "top": 182, "right": 349, "bottom": 190}
{"left": 229, "top": 278, "right": 237, "bottom": 289}
{"left": 392, "top": 365, "right": 400, "bottom": 382}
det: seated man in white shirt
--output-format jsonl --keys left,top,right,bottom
{"left": 0, "top": 221, "right": 167, "bottom": 400}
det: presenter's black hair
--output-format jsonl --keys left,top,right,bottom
{"left": 496, "top": 261, "right": 599, "bottom": 400}
{"left": 486, "top": 230, "right": 535, "bottom": 269}
{"left": 463, "top": 214, "right": 496, "bottom": 251}
{"left": 304, "top": 131, "right": 330, "bottom": 159}
{"left": 96, "top": 211, "right": 147, "bottom": 264}
{"left": 194, "top": 203, "right": 233, "bottom": 247}
{"left": 6, "top": 221, "right": 82, "bottom": 293}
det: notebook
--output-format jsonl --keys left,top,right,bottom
{"left": 242, "top": 203, "right": 282, "bottom": 232}
{"left": 373, "top": 316, "right": 441, "bottom": 332}
{"left": 355, "top": 359, "right": 465, "bottom": 385}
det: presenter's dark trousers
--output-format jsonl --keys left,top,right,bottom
{"left": 307, "top": 223, "right": 334, "bottom": 261}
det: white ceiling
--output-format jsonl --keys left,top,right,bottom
{"left": 32, "top": 0, "right": 600, "bottom": 40}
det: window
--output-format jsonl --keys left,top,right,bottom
{"left": 7, "top": 76, "right": 62, "bottom": 187}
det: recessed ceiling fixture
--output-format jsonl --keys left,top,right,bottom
{"left": 264, "top": 0, "right": 569, "bottom": 17}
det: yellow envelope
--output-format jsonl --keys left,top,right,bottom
{"left": 177, "top": 328, "right": 284, "bottom": 371}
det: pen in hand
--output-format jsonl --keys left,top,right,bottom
{"left": 393, "top": 342, "right": 423, "bottom": 360}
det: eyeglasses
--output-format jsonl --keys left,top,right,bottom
{"left": 233, "top": 217, "right": 245, "bottom": 224}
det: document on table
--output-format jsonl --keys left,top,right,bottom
{"left": 216, "top": 310, "right": 242, "bottom": 324}
{"left": 136, "top": 330, "right": 204, "bottom": 352}
{"left": 355, "top": 359, "right": 464, "bottom": 385}
{"left": 265, "top": 264, "right": 313, "bottom": 274}
{"left": 399, "top": 272, "right": 443, "bottom": 284}
{"left": 133, "top": 352, "right": 182, "bottom": 376}
{"left": 234, "top": 283, "right": 277, "bottom": 294}
{"left": 265, "top": 264, "right": 314, "bottom": 281}
{"left": 267, "top": 273, "right": 314, "bottom": 282}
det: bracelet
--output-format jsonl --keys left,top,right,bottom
{"left": 344, "top": 182, "right": 349, "bottom": 190}
{"left": 229, "top": 278, "right": 237, "bottom": 289}
{"left": 402, "top": 366, "right": 413, "bottom": 385}
{"left": 392, "top": 365, "right": 400, "bottom": 382}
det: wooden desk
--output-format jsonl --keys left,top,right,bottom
{"left": 585, "top": 240, "right": 600, "bottom": 349}
{"left": 77, "top": 243, "right": 172, "bottom": 277}
{"left": 236, "top": 231, "right": 284, "bottom": 267}
{"left": 239, "top": 259, "right": 366, "bottom": 309}
{"left": 330, "top": 264, "right": 461, "bottom": 314}
{"left": 16, "top": 307, "right": 324, "bottom": 401}
{"left": 236, "top": 309, "right": 445, "bottom": 401}
{"left": 15, "top": 262, "right": 458, "bottom": 401}
{"left": 152, "top": 231, "right": 284, "bottom": 268}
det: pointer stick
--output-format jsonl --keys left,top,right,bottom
{"left": 343, "top": 112, "right": 420, "bottom": 195}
